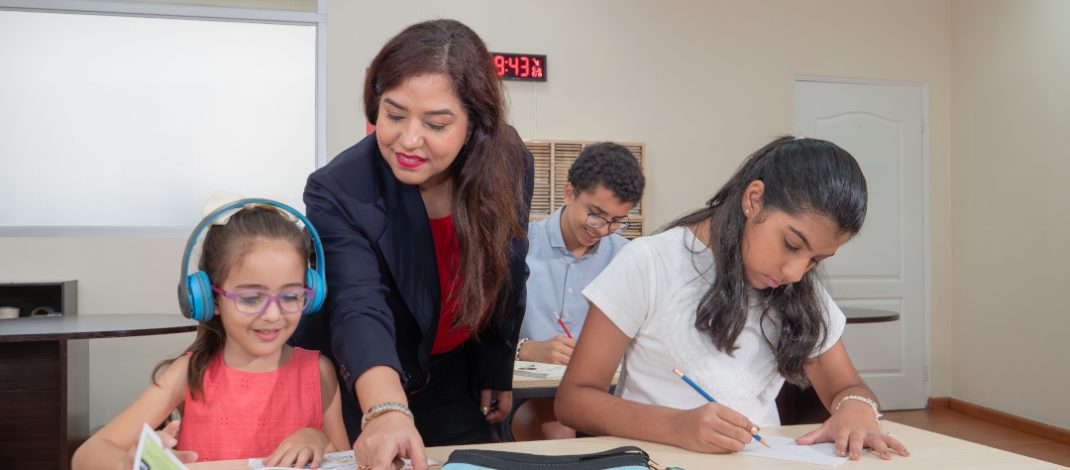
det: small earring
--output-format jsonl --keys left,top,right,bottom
{"left": 744, "top": 209, "right": 750, "bottom": 216}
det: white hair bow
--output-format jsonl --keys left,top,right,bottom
{"left": 201, "top": 190, "right": 300, "bottom": 225}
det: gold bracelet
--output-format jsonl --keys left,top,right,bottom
{"left": 360, "top": 402, "right": 413, "bottom": 431}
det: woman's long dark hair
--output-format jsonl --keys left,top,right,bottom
{"left": 154, "top": 207, "right": 311, "bottom": 399}
{"left": 666, "top": 136, "right": 867, "bottom": 386}
{"left": 364, "top": 19, "right": 527, "bottom": 331}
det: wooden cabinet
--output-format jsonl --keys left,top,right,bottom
{"left": 0, "top": 281, "right": 84, "bottom": 470}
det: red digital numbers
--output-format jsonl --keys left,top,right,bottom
{"left": 506, "top": 55, "right": 519, "bottom": 76}
{"left": 491, "top": 53, "right": 547, "bottom": 81}
{"left": 493, "top": 55, "right": 506, "bottom": 77}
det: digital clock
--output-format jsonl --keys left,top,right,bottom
{"left": 491, "top": 52, "right": 547, "bottom": 81}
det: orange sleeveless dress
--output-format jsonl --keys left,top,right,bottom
{"left": 176, "top": 347, "right": 323, "bottom": 461}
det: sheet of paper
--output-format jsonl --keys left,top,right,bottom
{"left": 248, "top": 450, "right": 438, "bottom": 469}
{"left": 513, "top": 360, "right": 566, "bottom": 379}
{"left": 132, "top": 422, "right": 190, "bottom": 470}
{"left": 739, "top": 434, "right": 847, "bottom": 467}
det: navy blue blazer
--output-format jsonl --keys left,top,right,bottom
{"left": 291, "top": 132, "right": 533, "bottom": 435}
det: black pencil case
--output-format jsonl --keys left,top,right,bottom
{"left": 441, "top": 445, "right": 654, "bottom": 469}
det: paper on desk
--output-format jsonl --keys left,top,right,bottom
{"left": 248, "top": 450, "right": 438, "bottom": 469}
{"left": 513, "top": 360, "right": 566, "bottom": 379}
{"left": 740, "top": 434, "right": 847, "bottom": 466}
{"left": 132, "top": 422, "right": 190, "bottom": 470}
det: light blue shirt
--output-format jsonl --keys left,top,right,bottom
{"left": 521, "top": 206, "right": 629, "bottom": 341}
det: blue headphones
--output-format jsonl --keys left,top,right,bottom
{"left": 177, "top": 198, "right": 327, "bottom": 322}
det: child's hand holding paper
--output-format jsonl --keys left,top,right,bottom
{"left": 130, "top": 421, "right": 195, "bottom": 470}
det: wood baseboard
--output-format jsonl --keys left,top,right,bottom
{"left": 927, "top": 396, "right": 1070, "bottom": 446}
{"left": 927, "top": 397, "right": 950, "bottom": 410}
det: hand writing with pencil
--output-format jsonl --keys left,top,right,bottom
{"left": 516, "top": 335, "right": 576, "bottom": 364}
{"left": 669, "top": 402, "right": 762, "bottom": 454}
{"left": 670, "top": 368, "right": 769, "bottom": 453}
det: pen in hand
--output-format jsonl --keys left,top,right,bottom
{"left": 673, "top": 367, "right": 770, "bottom": 448}
{"left": 555, "top": 313, "right": 574, "bottom": 339}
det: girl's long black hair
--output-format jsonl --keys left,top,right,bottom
{"left": 665, "top": 136, "right": 867, "bottom": 386}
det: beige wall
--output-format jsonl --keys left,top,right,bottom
{"left": 324, "top": 0, "right": 955, "bottom": 400}
{"left": 949, "top": 0, "right": 1070, "bottom": 429}
{"left": 0, "top": 0, "right": 956, "bottom": 430}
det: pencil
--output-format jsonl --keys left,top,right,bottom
{"left": 672, "top": 367, "right": 770, "bottom": 448}
{"left": 555, "top": 313, "right": 574, "bottom": 339}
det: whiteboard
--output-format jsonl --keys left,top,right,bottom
{"left": 0, "top": 9, "right": 317, "bottom": 229}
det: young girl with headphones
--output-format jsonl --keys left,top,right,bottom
{"left": 73, "top": 198, "right": 348, "bottom": 469}
{"left": 556, "top": 137, "right": 909, "bottom": 461}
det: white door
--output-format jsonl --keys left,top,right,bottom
{"left": 794, "top": 79, "right": 928, "bottom": 410}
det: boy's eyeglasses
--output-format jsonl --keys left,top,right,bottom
{"left": 584, "top": 212, "right": 630, "bottom": 234}
{"left": 211, "top": 286, "right": 313, "bottom": 316}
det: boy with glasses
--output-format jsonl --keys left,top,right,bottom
{"left": 512, "top": 142, "right": 645, "bottom": 439}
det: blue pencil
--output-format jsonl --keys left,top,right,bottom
{"left": 672, "top": 367, "right": 771, "bottom": 448}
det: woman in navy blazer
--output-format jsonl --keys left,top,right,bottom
{"left": 291, "top": 19, "right": 532, "bottom": 470}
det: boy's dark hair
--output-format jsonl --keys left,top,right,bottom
{"left": 568, "top": 142, "right": 645, "bottom": 204}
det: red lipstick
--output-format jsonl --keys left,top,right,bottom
{"left": 396, "top": 152, "right": 426, "bottom": 169}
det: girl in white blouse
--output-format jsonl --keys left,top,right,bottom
{"left": 556, "top": 136, "right": 908, "bottom": 461}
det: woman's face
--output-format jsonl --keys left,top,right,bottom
{"left": 376, "top": 73, "right": 470, "bottom": 190}
{"left": 740, "top": 183, "right": 852, "bottom": 289}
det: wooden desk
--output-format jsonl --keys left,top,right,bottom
{"left": 512, "top": 372, "right": 569, "bottom": 400}
{"left": 498, "top": 372, "right": 618, "bottom": 442}
{"left": 431, "top": 421, "right": 1062, "bottom": 469}
{"left": 0, "top": 314, "right": 198, "bottom": 470}
{"left": 189, "top": 421, "right": 1063, "bottom": 469}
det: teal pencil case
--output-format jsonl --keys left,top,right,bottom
{"left": 441, "top": 445, "right": 653, "bottom": 469}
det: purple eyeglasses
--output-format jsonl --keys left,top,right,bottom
{"left": 211, "top": 286, "right": 313, "bottom": 316}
